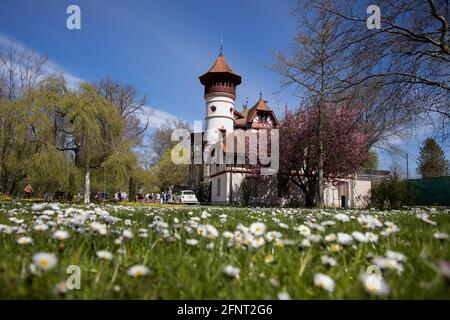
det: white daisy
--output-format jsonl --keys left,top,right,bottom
{"left": 96, "top": 250, "right": 113, "bottom": 260}
{"left": 122, "top": 229, "right": 133, "bottom": 239}
{"left": 297, "top": 225, "right": 311, "bottom": 236}
{"left": 433, "top": 232, "right": 449, "bottom": 240}
{"left": 365, "top": 232, "right": 379, "bottom": 243}
{"left": 17, "top": 236, "right": 33, "bottom": 245}
{"left": 90, "top": 222, "right": 107, "bottom": 235}
{"left": 127, "top": 265, "right": 149, "bottom": 277}
{"left": 360, "top": 272, "right": 390, "bottom": 296}
{"left": 351, "top": 231, "right": 368, "bottom": 243}
{"left": 52, "top": 230, "right": 69, "bottom": 240}
{"left": 32, "top": 252, "right": 58, "bottom": 270}
{"left": 321, "top": 255, "right": 337, "bottom": 267}
{"left": 324, "top": 233, "right": 337, "bottom": 242}
{"left": 277, "top": 291, "right": 291, "bottom": 300}
{"left": 300, "top": 239, "right": 311, "bottom": 248}
{"left": 33, "top": 224, "right": 49, "bottom": 231}
{"left": 249, "top": 222, "right": 266, "bottom": 236}
{"left": 306, "top": 234, "right": 321, "bottom": 243}
{"left": 372, "top": 256, "right": 404, "bottom": 273}
{"left": 223, "top": 265, "right": 240, "bottom": 279}
{"left": 337, "top": 232, "right": 353, "bottom": 245}
{"left": 385, "top": 250, "right": 407, "bottom": 262}
{"left": 251, "top": 236, "right": 266, "bottom": 248}
{"left": 313, "top": 273, "right": 335, "bottom": 292}
{"left": 186, "top": 239, "right": 199, "bottom": 246}
{"left": 334, "top": 213, "right": 350, "bottom": 223}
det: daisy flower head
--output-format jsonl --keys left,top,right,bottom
{"left": 249, "top": 222, "right": 266, "bottom": 236}
{"left": 96, "top": 250, "right": 113, "bottom": 260}
{"left": 300, "top": 238, "right": 311, "bottom": 248}
{"left": 127, "top": 265, "right": 149, "bottom": 277}
{"left": 32, "top": 252, "right": 58, "bottom": 270}
{"left": 90, "top": 222, "right": 107, "bottom": 235}
{"left": 313, "top": 273, "right": 335, "bottom": 292}
{"left": 297, "top": 225, "right": 311, "bottom": 236}
{"left": 52, "top": 230, "right": 69, "bottom": 240}
{"left": 33, "top": 224, "right": 49, "bottom": 231}
{"left": 122, "top": 229, "right": 133, "bottom": 239}
{"left": 321, "top": 255, "right": 337, "bottom": 267}
{"left": 324, "top": 233, "right": 337, "bottom": 242}
{"left": 385, "top": 250, "right": 407, "bottom": 262}
{"left": 306, "top": 234, "right": 321, "bottom": 243}
{"left": 186, "top": 239, "right": 199, "bottom": 246}
{"left": 334, "top": 213, "right": 350, "bottom": 223}
{"left": 351, "top": 231, "right": 368, "bottom": 243}
{"left": 365, "top": 232, "right": 379, "bottom": 243}
{"left": 433, "top": 232, "right": 449, "bottom": 240}
{"left": 251, "top": 236, "right": 266, "bottom": 248}
{"left": 223, "top": 265, "right": 240, "bottom": 279}
{"left": 264, "top": 255, "right": 275, "bottom": 264}
{"left": 328, "top": 243, "right": 342, "bottom": 253}
{"left": 372, "top": 256, "right": 404, "bottom": 274}
{"left": 337, "top": 233, "right": 353, "bottom": 245}
{"left": 265, "top": 231, "right": 282, "bottom": 242}
{"left": 277, "top": 291, "right": 291, "bottom": 300}
{"left": 17, "top": 236, "right": 33, "bottom": 245}
{"left": 360, "top": 272, "right": 390, "bottom": 296}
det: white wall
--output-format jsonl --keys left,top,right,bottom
{"left": 204, "top": 94, "right": 235, "bottom": 143}
{"left": 211, "top": 172, "right": 230, "bottom": 203}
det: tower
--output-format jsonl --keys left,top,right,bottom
{"left": 199, "top": 47, "right": 241, "bottom": 143}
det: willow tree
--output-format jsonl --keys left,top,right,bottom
{"left": 63, "top": 84, "right": 123, "bottom": 204}
{"left": 0, "top": 98, "right": 36, "bottom": 194}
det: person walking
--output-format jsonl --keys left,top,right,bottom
{"left": 24, "top": 184, "right": 33, "bottom": 199}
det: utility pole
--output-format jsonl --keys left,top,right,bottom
{"left": 406, "top": 153, "right": 409, "bottom": 179}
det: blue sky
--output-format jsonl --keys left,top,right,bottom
{"left": 0, "top": 0, "right": 448, "bottom": 175}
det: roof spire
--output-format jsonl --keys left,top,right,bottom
{"left": 219, "top": 28, "right": 224, "bottom": 56}
{"left": 259, "top": 92, "right": 263, "bottom": 100}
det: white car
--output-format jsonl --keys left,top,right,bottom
{"left": 175, "top": 190, "right": 199, "bottom": 204}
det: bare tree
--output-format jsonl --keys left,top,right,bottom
{"left": 0, "top": 41, "right": 48, "bottom": 100}
{"left": 95, "top": 77, "right": 150, "bottom": 147}
{"left": 147, "top": 118, "right": 191, "bottom": 167}
{"left": 273, "top": 0, "right": 359, "bottom": 207}
{"left": 310, "top": 0, "right": 449, "bottom": 137}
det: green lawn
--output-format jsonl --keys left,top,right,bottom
{"left": 0, "top": 202, "right": 449, "bottom": 299}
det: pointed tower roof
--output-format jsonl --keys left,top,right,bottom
{"left": 235, "top": 94, "right": 279, "bottom": 128}
{"left": 199, "top": 48, "right": 241, "bottom": 85}
{"left": 248, "top": 93, "right": 273, "bottom": 113}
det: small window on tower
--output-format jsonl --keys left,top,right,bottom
{"left": 210, "top": 106, "right": 216, "bottom": 113}
{"left": 230, "top": 107, "right": 233, "bottom": 114}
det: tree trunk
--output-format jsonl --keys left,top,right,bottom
{"left": 317, "top": 60, "right": 325, "bottom": 209}
{"left": 83, "top": 170, "right": 90, "bottom": 204}
{"left": 305, "top": 186, "right": 316, "bottom": 208}
{"left": 129, "top": 176, "right": 136, "bottom": 202}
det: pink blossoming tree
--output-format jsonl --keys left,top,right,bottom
{"left": 280, "top": 104, "right": 369, "bottom": 207}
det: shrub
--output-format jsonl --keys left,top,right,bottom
{"left": 370, "top": 175, "right": 417, "bottom": 209}
{"left": 194, "top": 181, "right": 211, "bottom": 203}
{"left": 0, "top": 194, "right": 12, "bottom": 202}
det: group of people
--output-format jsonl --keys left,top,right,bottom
{"left": 21, "top": 184, "right": 175, "bottom": 204}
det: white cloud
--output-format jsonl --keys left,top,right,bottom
{"left": 136, "top": 106, "right": 182, "bottom": 130}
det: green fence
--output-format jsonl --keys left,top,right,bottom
{"left": 407, "top": 176, "right": 450, "bottom": 206}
